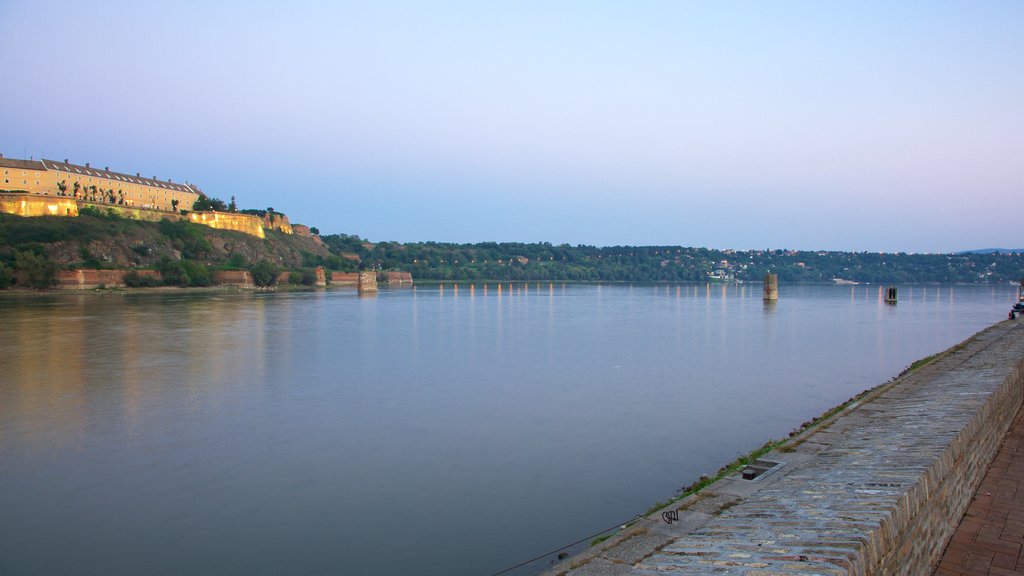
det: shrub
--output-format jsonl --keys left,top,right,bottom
{"left": 0, "top": 262, "right": 13, "bottom": 289}
{"left": 123, "top": 270, "right": 160, "bottom": 288}
{"left": 249, "top": 260, "right": 280, "bottom": 287}
{"left": 157, "top": 220, "right": 211, "bottom": 259}
{"left": 15, "top": 249, "right": 57, "bottom": 289}
{"left": 288, "top": 271, "right": 303, "bottom": 285}
{"left": 226, "top": 253, "right": 247, "bottom": 269}
{"left": 180, "top": 260, "right": 212, "bottom": 287}
{"left": 156, "top": 256, "right": 189, "bottom": 287}
{"left": 301, "top": 268, "right": 318, "bottom": 286}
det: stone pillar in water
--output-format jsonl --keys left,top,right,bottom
{"left": 358, "top": 271, "right": 378, "bottom": 293}
{"left": 885, "top": 285, "right": 897, "bottom": 303}
{"left": 763, "top": 273, "right": 778, "bottom": 301}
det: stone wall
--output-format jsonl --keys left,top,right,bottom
{"left": 262, "top": 212, "right": 293, "bottom": 234}
{"left": 188, "top": 211, "right": 266, "bottom": 239}
{"left": 331, "top": 272, "right": 359, "bottom": 285}
{"left": 550, "top": 321, "right": 1024, "bottom": 576}
{"left": 0, "top": 193, "right": 78, "bottom": 217}
{"left": 79, "top": 202, "right": 180, "bottom": 222}
{"left": 55, "top": 269, "right": 126, "bottom": 289}
{"left": 212, "top": 270, "right": 253, "bottom": 288}
{"left": 51, "top": 269, "right": 161, "bottom": 289}
{"left": 384, "top": 271, "right": 413, "bottom": 284}
{"left": 358, "top": 271, "right": 378, "bottom": 292}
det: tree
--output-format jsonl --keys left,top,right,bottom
{"left": 57, "top": 180, "right": 68, "bottom": 196}
{"left": 192, "top": 195, "right": 228, "bottom": 211}
{"left": 0, "top": 262, "right": 13, "bottom": 289}
{"left": 249, "top": 260, "right": 280, "bottom": 287}
{"left": 15, "top": 250, "right": 57, "bottom": 289}
{"left": 229, "top": 195, "right": 237, "bottom": 212}
{"left": 171, "top": 199, "right": 179, "bottom": 211}
{"left": 157, "top": 256, "right": 189, "bottom": 287}
{"left": 309, "top": 227, "right": 320, "bottom": 235}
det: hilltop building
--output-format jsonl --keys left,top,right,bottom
{"left": 0, "top": 154, "right": 200, "bottom": 212}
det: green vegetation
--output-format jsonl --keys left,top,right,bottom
{"left": 15, "top": 249, "right": 57, "bottom": 289}
{"left": 0, "top": 261, "right": 13, "bottom": 289}
{"left": 122, "top": 270, "right": 160, "bottom": 288}
{"left": 157, "top": 220, "right": 212, "bottom": 259}
{"left": 191, "top": 195, "right": 228, "bottom": 212}
{"left": 249, "top": 260, "right": 280, "bottom": 287}
{"left": 156, "top": 256, "right": 212, "bottom": 287}
{"left": 319, "top": 236, "right": 1024, "bottom": 283}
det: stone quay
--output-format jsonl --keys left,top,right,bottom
{"left": 543, "top": 319, "right": 1024, "bottom": 576}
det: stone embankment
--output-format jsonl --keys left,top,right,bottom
{"left": 544, "top": 320, "right": 1024, "bottom": 576}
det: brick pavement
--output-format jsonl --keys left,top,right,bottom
{"left": 934, "top": 405, "right": 1024, "bottom": 576}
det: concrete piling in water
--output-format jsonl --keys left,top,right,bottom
{"left": 885, "top": 285, "right": 898, "bottom": 304}
{"left": 763, "top": 273, "right": 778, "bottom": 301}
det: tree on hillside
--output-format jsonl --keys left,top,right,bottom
{"left": 250, "top": 260, "right": 280, "bottom": 287}
{"left": 192, "top": 195, "right": 228, "bottom": 212}
{"left": 0, "top": 261, "right": 13, "bottom": 289}
{"left": 15, "top": 250, "right": 57, "bottom": 289}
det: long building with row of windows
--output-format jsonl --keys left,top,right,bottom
{"left": 0, "top": 154, "right": 201, "bottom": 212}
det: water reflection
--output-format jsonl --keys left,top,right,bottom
{"left": 0, "top": 285, "right": 1016, "bottom": 576}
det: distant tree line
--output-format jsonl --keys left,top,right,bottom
{"left": 318, "top": 236, "right": 1024, "bottom": 284}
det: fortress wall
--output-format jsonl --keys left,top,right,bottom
{"left": 79, "top": 202, "right": 180, "bottom": 222}
{"left": 188, "top": 211, "right": 265, "bottom": 239}
{"left": 262, "top": 212, "right": 293, "bottom": 234}
{"left": 331, "top": 272, "right": 359, "bottom": 285}
{"left": 213, "top": 270, "right": 253, "bottom": 287}
{"left": 384, "top": 271, "right": 413, "bottom": 284}
{"left": 0, "top": 194, "right": 78, "bottom": 217}
{"left": 52, "top": 269, "right": 161, "bottom": 289}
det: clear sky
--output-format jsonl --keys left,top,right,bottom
{"left": 1, "top": 1, "right": 1021, "bottom": 253}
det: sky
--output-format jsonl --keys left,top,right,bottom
{"left": 1, "top": 1, "right": 1021, "bottom": 253}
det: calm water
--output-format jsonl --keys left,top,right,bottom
{"left": 0, "top": 283, "right": 1015, "bottom": 575}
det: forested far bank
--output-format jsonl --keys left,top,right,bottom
{"left": 321, "top": 235, "right": 1024, "bottom": 284}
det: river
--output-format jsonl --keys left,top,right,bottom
{"left": 0, "top": 283, "right": 1015, "bottom": 575}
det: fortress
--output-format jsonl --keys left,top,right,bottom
{"left": 0, "top": 154, "right": 295, "bottom": 238}
{"left": 0, "top": 154, "right": 200, "bottom": 212}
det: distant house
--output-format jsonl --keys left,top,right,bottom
{"left": 0, "top": 154, "right": 200, "bottom": 213}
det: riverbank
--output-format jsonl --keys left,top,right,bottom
{"left": 537, "top": 319, "right": 1024, "bottom": 575}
